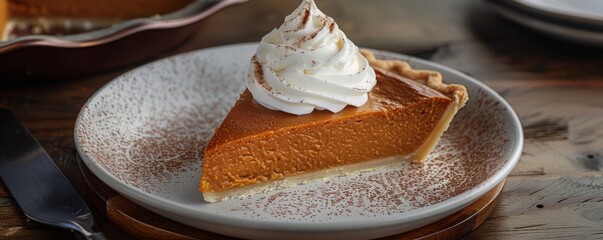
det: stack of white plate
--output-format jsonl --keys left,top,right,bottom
{"left": 485, "top": 0, "right": 603, "bottom": 46}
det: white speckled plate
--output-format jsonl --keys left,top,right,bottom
{"left": 75, "top": 43, "right": 523, "bottom": 239}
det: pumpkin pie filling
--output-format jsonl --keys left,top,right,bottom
{"left": 199, "top": 0, "right": 468, "bottom": 202}
{"left": 200, "top": 61, "right": 468, "bottom": 202}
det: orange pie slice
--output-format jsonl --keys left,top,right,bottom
{"left": 200, "top": 50, "right": 468, "bottom": 202}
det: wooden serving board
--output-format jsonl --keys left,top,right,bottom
{"left": 77, "top": 158, "right": 504, "bottom": 239}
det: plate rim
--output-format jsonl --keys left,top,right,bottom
{"left": 486, "top": 0, "right": 603, "bottom": 46}
{"left": 506, "top": 0, "right": 603, "bottom": 29}
{"left": 74, "top": 42, "right": 523, "bottom": 233}
{"left": 0, "top": 0, "right": 248, "bottom": 55}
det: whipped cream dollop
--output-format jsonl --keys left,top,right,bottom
{"left": 246, "top": 0, "right": 376, "bottom": 115}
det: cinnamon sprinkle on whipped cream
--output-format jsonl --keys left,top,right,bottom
{"left": 246, "top": 0, "right": 376, "bottom": 115}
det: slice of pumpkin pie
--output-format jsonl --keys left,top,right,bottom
{"left": 199, "top": 0, "right": 468, "bottom": 202}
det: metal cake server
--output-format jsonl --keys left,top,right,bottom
{"left": 0, "top": 109, "right": 106, "bottom": 240}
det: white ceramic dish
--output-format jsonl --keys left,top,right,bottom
{"left": 487, "top": 0, "right": 603, "bottom": 46}
{"left": 515, "top": 0, "right": 603, "bottom": 24}
{"left": 75, "top": 43, "right": 523, "bottom": 239}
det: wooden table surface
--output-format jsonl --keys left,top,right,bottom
{"left": 1, "top": 0, "right": 602, "bottom": 239}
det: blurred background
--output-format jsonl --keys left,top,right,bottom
{"left": 0, "top": 0, "right": 602, "bottom": 239}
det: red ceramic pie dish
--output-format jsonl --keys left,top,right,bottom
{"left": 0, "top": 0, "right": 246, "bottom": 83}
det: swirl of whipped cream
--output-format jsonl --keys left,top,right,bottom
{"left": 246, "top": 0, "right": 376, "bottom": 115}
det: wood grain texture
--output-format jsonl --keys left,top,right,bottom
{"left": 1, "top": 0, "right": 602, "bottom": 239}
{"left": 485, "top": 81, "right": 603, "bottom": 179}
{"left": 469, "top": 177, "right": 603, "bottom": 239}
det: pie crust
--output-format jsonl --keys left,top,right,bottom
{"left": 200, "top": 51, "right": 469, "bottom": 202}
{"left": 360, "top": 49, "right": 468, "bottom": 109}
